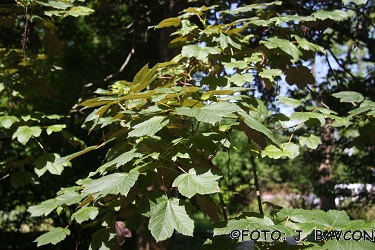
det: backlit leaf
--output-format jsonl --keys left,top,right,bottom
{"left": 46, "top": 124, "right": 66, "bottom": 135}
{"left": 299, "top": 134, "right": 322, "bottom": 149}
{"left": 12, "top": 126, "right": 42, "bottom": 145}
{"left": 0, "top": 116, "right": 19, "bottom": 129}
{"left": 156, "top": 17, "right": 181, "bottom": 28}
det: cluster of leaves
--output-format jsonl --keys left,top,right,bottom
{"left": 20, "top": 1, "right": 375, "bottom": 249}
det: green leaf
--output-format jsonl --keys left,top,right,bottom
{"left": 312, "top": 210, "right": 350, "bottom": 229}
{"left": 34, "top": 153, "right": 67, "bottom": 177}
{"left": 292, "top": 35, "right": 325, "bottom": 54}
{"left": 182, "top": 45, "right": 221, "bottom": 61}
{"left": 222, "top": 58, "right": 247, "bottom": 70}
{"left": 176, "top": 102, "right": 241, "bottom": 125}
{"left": 312, "top": 9, "right": 349, "bottom": 21}
{"left": 97, "top": 148, "right": 142, "bottom": 174}
{"left": 0, "top": 116, "right": 19, "bottom": 129}
{"left": 290, "top": 112, "right": 326, "bottom": 126}
{"left": 71, "top": 206, "right": 99, "bottom": 224}
{"left": 34, "top": 227, "right": 70, "bottom": 247}
{"left": 56, "top": 190, "right": 85, "bottom": 206}
{"left": 144, "top": 196, "right": 194, "bottom": 241}
{"left": 10, "top": 171, "right": 32, "bottom": 189}
{"left": 332, "top": 91, "right": 364, "bottom": 103}
{"left": 12, "top": 126, "right": 42, "bottom": 145}
{"left": 172, "top": 168, "right": 221, "bottom": 198}
{"left": 278, "top": 96, "right": 302, "bottom": 107}
{"left": 156, "top": 17, "right": 181, "bottom": 28}
{"left": 349, "top": 0, "right": 369, "bottom": 5}
{"left": 324, "top": 240, "right": 375, "bottom": 250}
{"left": 212, "top": 33, "right": 241, "bottom": 49}
{"left": 261, "top": 143, "right": 299, "bottom": 159}
{"left": 227, "top": 73, "right": 254, "bottom": 86}
{"left": 299, "top": 134, "right": 322, "bottom": 149}
{"left": 214, "top": 215, "right": 274, "bottom": 235}
{"left": 128, "top": 116, "right": 169, "bottom": 137}
{"left": 261, "top": 37, "right": 301, "bottom": 62}
{"left": 83, "top": 171, "right": 139, "bottom": 197}
{"left": 28, "top": 199, "right": 57, "bottom": 217}
{"left": 54, "top": 145, "right": 98, "bottom": 166}
{"left": 240, "top": 112, "right": 279, "bottom": 145}
{"left": 34, "top": 0, "right": 73, "bottom": 9}
{"left": 259, "top": 68, "right": 283, "bottom": 82}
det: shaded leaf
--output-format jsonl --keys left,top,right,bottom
{"left": 285, "top": 65, "right": 315, "bottom": 89}
{"left": 196, "top": 194, "right": 222, "bottom": 223}
{"left": 240, "top": 112, "right": 279, "bottom": 145}
{"left": 34, "top": 153, "right": 67, "bottom": 177}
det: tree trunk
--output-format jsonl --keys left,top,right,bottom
{"left": 318, "top": 119, "right": 336, "bottom": 211}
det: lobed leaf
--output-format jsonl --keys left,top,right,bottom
{"left": 83, "top": 171, "right": 139, "bottom": 197}
{"left": 12, "top": 126, "right": 42, "bottom": 145}
{"left": 144, "top": 196, "right": 194, "bottom": 242}
{"left": 172, "top": 168, "right": 221, "bottom": 198}
{"left": 34, "top": 227, "right": 70, "bottom": 247}
{"left": 71, "top": 206, "right": 99, "bottom": 224}
{"left": 332, "top": 91, "right": 364, "bottom": 103}
{"left": 128, "top": 116, "right": 169, "bottom": 137}
{"left": 0, "top": 116, "right": 19, "bottom": 129}
{"left": 28, "top": 199, "right": 57, "bottom": 217}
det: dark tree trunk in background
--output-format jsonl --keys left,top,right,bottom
{"left": 318, "top": 119, "right": 336, "bottom": 211}
{"left": 158, "top": 0, "right": 189, "bottom": 62}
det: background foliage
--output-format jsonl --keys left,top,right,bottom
{"left": 1, "top": 0, "right": 375, "bottom": 249}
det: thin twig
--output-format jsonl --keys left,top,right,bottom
{"left": 217, "top": 186, "right": 228, "bottom": 221}
{"left": 251, "top": 155, "right": 263, "bottom": 215}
